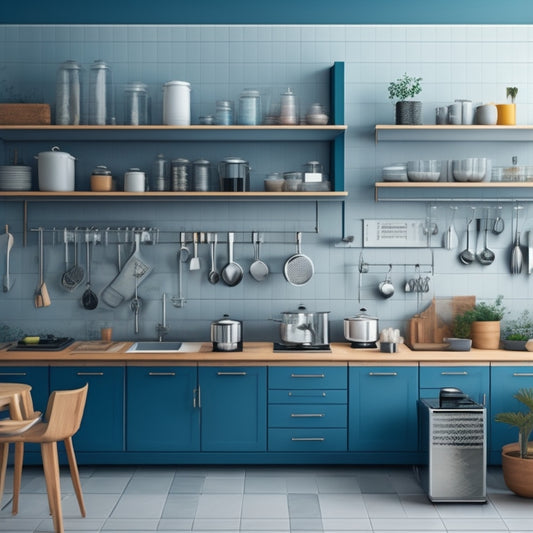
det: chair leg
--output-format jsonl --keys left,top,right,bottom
{"left": 12, "top": 442, "right": 24, "bottom": 515}
{"left": 64, "top": 436, "right": 86, "bottom": 517}
{"left": 0, "top": 442, "right": 9, "bottom": 507}
{"left": 41, "top": 441, "right": 63, "bottom": 533}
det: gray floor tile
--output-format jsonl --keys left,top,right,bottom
{"left": 356, "top": 471, "right": 397, "bottom": 494}
{"left": 370, "top": 517, "right": 447, "bottom": 530}
{"left": 318, "top": 493, "right": 368, "bottom": 519}
{"left": 81, "top": 476, "right": 130, "bottom": 494}
{"left": 158, "top": 517, "right": 194, "bottom": 530}
{"left": 102, "top": 518, "right": 159, "bottom": 530}
{"left": 321, "top": 517, "right": 372, "bottom": 531}
{"left": 244, "top": 476, "right": 287, "bottom": 493}
{"left": 239, "top": 517, "right": 290, "bottom": 530}
{"left": 241, "top": 494, "right": 289, "bottom": 519}
{"left": 124, "top": 476, "right": 174, "bottom": 495}
{"left": 441, "top": 517, "right": 509, "bottom": 530}
{"left": 489, "top": 492, "right": 533, "bottom": 517}
{"left": 111, "top": 494, "right": 167, "bottom": 519}
{"left": 161, "top": 494, "right": 200, "bottom": 519}
{"left": 316, "top": 475, "right": 361, "bottom": 494}
{"left": 169, "top": 476, "right": 205, "bottom": 494}
{"left": 362, "top": 493, "right": 406, "bottom": 518}
{"left": 434, "top": 500, "right": 500, "bottom": 518}
{"left": 195, "top": 493, "right": 243, "bottom": 519}
{"left": 289, "top": 517, "right": 324, "bottom": 530}
{"left": 398, "top": 494, "right": 441, "bottom": 518}
{"left": 192, "top": 518, "right": 240, "bottom": 530}
{"left": 286, "top": 476, "right": 319, "bottom": 493}
{"left": 287, "top": 493, "right": 321, "bottom": 518}
{"left": 202, "top": 477, "right": 244, "bottom": 493}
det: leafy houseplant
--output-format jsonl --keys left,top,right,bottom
{"left": 388, "top": 73, "right": 423, "bottom": 125}
{"left": 495, "top": 388, "right": 533, "bottom": 497}
{"left": 507, "top": 87, "right": 518, "bottom": 104}
{"left": 501, "top": 310, "right": 533, "bottom": 350}
{"left": 451, "top": 296, "right": 505, "bottom": 349}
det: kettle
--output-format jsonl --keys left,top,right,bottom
{"left": 210, "top": 314, "right": 243, "bottom": 352}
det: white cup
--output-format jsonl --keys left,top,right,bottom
{"left": 124, "top": 169, "right": 145, "bottom": 192}
{"left": 448, "top": 102, "right": 462, "bottom": 125}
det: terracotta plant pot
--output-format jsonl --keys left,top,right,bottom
{"left": 496, "top": 104, "right": 516, "bottom": 126}
{"left": 470, "top": 320, "right": 500, "bottom": 349}
{"left": 502, "top": 443, "right": 533, "bottom": 498}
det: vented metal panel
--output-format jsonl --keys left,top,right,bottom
{"left": 431, "top": 411, "right": 485, "bottom": 447}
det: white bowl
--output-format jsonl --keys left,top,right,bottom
{"left": 453, "top": 158, "right": 487, "bottom": 182}
{"left": 407, "top": 160, "right": 441, "bottom": 182}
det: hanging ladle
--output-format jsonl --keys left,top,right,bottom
{"left": 81, "top": 233, "right": 98, "bottom": 310}
{"left": 477, "top": 218, "right": 495, "bottom": 266}
{"left": 458, "top": 219, "right": 475, "bottom": 265}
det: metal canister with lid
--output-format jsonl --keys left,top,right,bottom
{"left": 216, "top": 100, "right": 234, "bottom": 125}
{"left": 171, "top": 158, "right": 190, "bottom": 191}
{"left": 210, "top": 314, "right": 243, "bottom": 352}
{"left": 218, "top": 157, "right": 250, "bottom": 191}
{"left": 192, "top": 159, "right": 211, "bottom": 191}
{"left": 151, "top": 154, "right": 169, "bottom": 191}
{"left": 238, "top": 89, "right": 261, "bottom": 125}
{"left": 124, "top": 82, "right": 149, "bottom": 125}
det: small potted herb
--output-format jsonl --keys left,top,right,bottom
{"left": 388, "top": 73, "right": 423, "bottom": 125}
{"left": 501, "top": 310, "right": 533, "bottom": 351}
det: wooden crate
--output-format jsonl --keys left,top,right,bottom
{"left": 0, "top": 104, "right": 51, "bottom": 125}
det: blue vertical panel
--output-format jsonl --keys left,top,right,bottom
{"left": 126, "top": 366, "right": 200, "bottom": 451}
{"left": 50, "top": 366, "right": 125, "bottom": 452}
{"left": 199, "top": 366, "right": 266, "bottom": 452}
{"left": 330, "top": 62, "right": 345, "bottom": 192}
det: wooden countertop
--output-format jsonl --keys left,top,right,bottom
{"left": 0, "top": 341, "right": 532, "bottom": 365}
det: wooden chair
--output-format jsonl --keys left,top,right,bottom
{"left": 0, "top": 384, "right": 88, "bottom": 533}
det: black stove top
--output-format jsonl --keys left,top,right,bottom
{"left": 8, "top": 335, "right": 75, "bottom": 351}
{"left": 273, "top": 342, "right": 331, "bottom": 353}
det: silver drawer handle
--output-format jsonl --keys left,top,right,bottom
{"left": 148, "top": 372, "right": 176, "bottom": 376}
{"left": 291, "top": 413, "right": 324, "bottom": 418}
{"left": 0, "top": 372, "right": 27, "bottom": 376}
{"left": 441, "top": 371, "right": 468, "bottom": 375}
{"left": 76, "top": 372, "right": 104, "bottom": 376}
{"left": 290, "top": 374, "right": 325, "bottom": 378}
{"left": 288, "top": 392, "right": 327, "bottom": 397}
{"left": 368, "top": 372, "right": 397, "bottom": 376}
{"left": 217, "top": 371, "right": 247, "bottom": 376}
{"left": 513, "top": 373, "right": 533, "bottom": 377}
{"left": 291, "top": 437, "right": 325, "bottom": 441}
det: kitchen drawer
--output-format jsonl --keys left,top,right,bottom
{"left": 268, "top": 389, "right": 347, "bottom": 404}
{"left": 268, "top": 366, "right": 347, "bottom": 389}
{"left": 419, "top": 365, "right": 489, "bottom": 397}
{"left": 268, "top": 404, "right": 346, "bottom": 428}
{"left": 268, "top": 428, "right": 347, "bottom": 452}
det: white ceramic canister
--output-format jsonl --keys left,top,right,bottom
{"left": 163, "top": 81, "right": 191, "bottom": 125}
{"left": 124, "top": 168, "right": 146, "bottom": 192}
{"left": 35, "top": 146, "right": 76, "bottom": 191}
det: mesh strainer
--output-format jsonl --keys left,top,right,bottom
{"left": 283, "top": 232, "right": 314, "bottom": 286}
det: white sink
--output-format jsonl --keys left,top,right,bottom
{"left": 127, "top": 341, "right": 203, "bottom": 353}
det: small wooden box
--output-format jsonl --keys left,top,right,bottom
{"left": 0, "top": 103, "right": 51, "bottom": 125}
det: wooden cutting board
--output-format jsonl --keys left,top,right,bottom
{"left": 406, "top": 296, "right": 475, "bottom": 349}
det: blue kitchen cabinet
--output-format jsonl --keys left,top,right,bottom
{"left": 199, "top": 366, "right": 266, "bottom": 452}
{"left": 349, "top": 365, "right": 418, "bottom": 452}
{"left": 268, "top": 365, "right": 348, "bottom": 452}
{"left": 419, "top": 364, "right": 489, "bottom": 405}
{"left": 490, "top": 365, "right": 533, "bottom": 464}
{"left": 126, "top": 366, "right": 200, "bottom": 451}
{"left": 49, "top": 366, "right": 124, "bottom": 452}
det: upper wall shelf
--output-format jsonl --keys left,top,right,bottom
{"left": 0, "top": 125, "right": 347, "bottom": 143}
{"left": 375, "top": 125, "right": 533, "bottom": 143}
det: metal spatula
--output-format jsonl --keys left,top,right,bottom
{"left": 3, "top": 225, "right": 14, "bottom": 292}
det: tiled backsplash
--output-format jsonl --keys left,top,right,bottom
{"left": 1, "top": 24, "right": 533, "bottom": 342}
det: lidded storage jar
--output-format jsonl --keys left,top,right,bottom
{"left": 218, "top": 157, "right": 250, "bottom": 191}
{"left": 90, "top": 165, "right": 112, "bottom": 192}
{"left": 88, "top": 60, "right": 114, "bottom": 125}
{"left": 216, "top": 100, "right": 234, "bottom": 125}
{"left": 151, "top": 154, "right": 169, "bottom": 191}
{"left": 171, "top": 158, "right": 190, "bottom": 191}
{"left": 55, "top": 60, "right": 81, "bottom": 125}
{"left": 163, "top": 81, "right": 191, "bottom": 125}
{"left": 124, "top": 82, "right": 149, "bottom": 125}
{"left": 192, "top": 159, "right": 211, "bottom": 191}
{"left": 238, "top": 89, "right": 261, "bottom": 125}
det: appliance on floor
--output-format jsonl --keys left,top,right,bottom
{"left": 418, "top": 388, "right": 487, "bottom": 503}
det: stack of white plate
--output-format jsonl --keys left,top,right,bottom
{"left": 0, "top": 166, "right": 32, "bottom": 191}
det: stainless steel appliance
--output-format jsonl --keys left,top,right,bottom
{"left": 274, "top": 305, "right": 329, "bottom": 347}
{"left": 418, "top": 390, "right": 486, "bottom": 503}
{"left": 344, "top": 308, "right": 379, "bottom": 348}
{"left": 210, "top": 314, "right": 242, "bottom": 352}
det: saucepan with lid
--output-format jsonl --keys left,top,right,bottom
{"left": 344, "top": 307, "right": 379, "bottom": 348}
{"left": 275, "top": 305, "right": 330, "bottom": 346}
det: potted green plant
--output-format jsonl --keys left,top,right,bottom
{"left": 497, "top": 87, "right": 517, "bottom": 125}
{"left": 495, "top": 388, "right": 533, "bottom": 497}
{"left": 388, "top": 73, "right": 423, "bottom": 125}
{"left": 451, "top": 295, "right": 505, "bottom": 349}
{"left": 501, "top": 310, "right": 533, "bottom": 351}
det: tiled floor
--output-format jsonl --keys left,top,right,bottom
{"left": 0, "top": 464, "right": 532, "bottom": 532}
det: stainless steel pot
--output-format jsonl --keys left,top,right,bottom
{"left": 210, "top": 314, "right": 242, "bottom": 352}
{"left": 344, "top": 308, "right": 379, "bottom": 345}
{"left": 35, "top": 146, "right": 76, "bottom": 191}
{"left": 278, "top": 305, "right": 329, "bottom": 345}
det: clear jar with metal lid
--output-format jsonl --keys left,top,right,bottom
{"left": 124, "top": 82, "right": 149, "bottom": 125}
{"left": 216, "top": 100, "right": 234, "bottom": 125}
{"left": 151, "top": 154, "right": 169, "bottom": 191}
{"left": 171, "top": 158, "right": 191, "bottom": 191}
{"left": 238, "top": 89, "right": 261, "bottom": 125}
{"left": 90, "top": 165, "right": 112, "bottom": 192}
{"left": 89, "top": 60, "right": 114, "bottom": 125}
{"left": 192, "top": 159, "right": 211, "bottom": 191}
{"left": 55, "top": 60, "right": 81, "bottom": 125}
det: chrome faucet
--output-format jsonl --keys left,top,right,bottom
{"left": 157, "top": 292, "right": 168, "bottom": 342}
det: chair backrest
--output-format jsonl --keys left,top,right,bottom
{"left": 41, "top": 384, "right": 88, "bottom": 441}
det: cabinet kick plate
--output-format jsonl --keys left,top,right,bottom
{"left": 363, "top": 219, "right": 427, "bottom": 248}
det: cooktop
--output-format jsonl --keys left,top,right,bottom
{"left": 8, "top": 335, "right": 75, "bottom": 351}
{"left": 273, "top": 342, "right": 331, "bottom": 353}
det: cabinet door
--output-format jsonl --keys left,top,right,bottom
{"left": 0, "top": 366, "right": 49, "bottom": 452}
{"left": 50, "top": 366, "right": 124, "bottom": 452}
{"left": 199, "top": 366, "right": 266, "bottom": 452}
{"left": 420, "top": 365, "right": 489, "bottom": 405}
{"left": 490, "top": 365, "right": 533, "bottom": 461}
{"left": 127, "top": 366, "right": 199, "bottom": 451}
{"left": 349, "top": 366, "right": 418, "bottom": 452}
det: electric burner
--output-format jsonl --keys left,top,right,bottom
{"left": 8, "top": 335, "right": 75, "bottom": 351}
{"left": 350, "top": 341, "right": 377, "bottom": 349}
{"left": 273, "top": 342, "right": 331, "bottom": 353}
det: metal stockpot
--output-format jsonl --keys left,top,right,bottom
{"left": 344, "top": 308, "right": 379, "bottom": 345}
{"left": 278, "top": 305, "right": 330, "bottom": 345}
{"left": 210, "top": 314, "right": 242, "bottom": 352}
